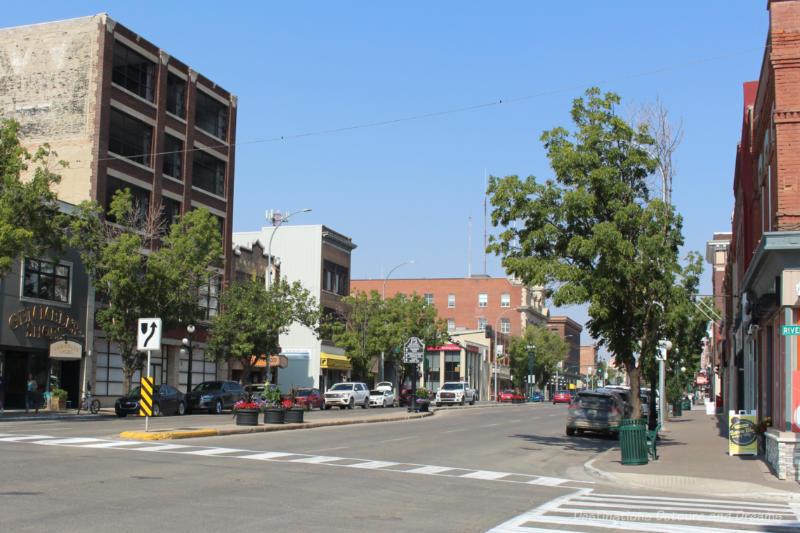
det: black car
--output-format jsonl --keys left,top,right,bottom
{"left": 186, "top": 381, "right": 244, "bottom": 414}
{"left": 115, "top": 384, "right": 186, "bottom": 417}
{"left": 566, "top": 389, "right": 626, "bottom": 438}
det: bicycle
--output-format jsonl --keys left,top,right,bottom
{"left": 77, "top": 387, "right": 100, "bottom": 414}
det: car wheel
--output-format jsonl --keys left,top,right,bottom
{"left": 461, "top": 398, "right": 465, "bottom": 406}
{"left": 177, "top": 401, "right": 186, "bottom": 416}
{"left": 470, "top": 396, "right": 475, "bottom": 405}
{"left": 362, "top": 397, "right": 369, "bottom": 409}
{"left": 152, "top": 403, "right": 160, "bottom": 417}
{"left": 214, "top": 400, "right": 223, "bottom": 414}
{"left": 566, "top": 427, "right": 576, "bottom": 436}
{"left": 323, "top": 402, "right": 329, "bottom": 410}
{"left": 348, "top": 397, "right": 354, "bottom": 409}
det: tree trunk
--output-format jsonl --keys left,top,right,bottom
{"left": 627, "top": 363, "right": 642, "bottom": 419}
{"left": 648, "top": 375, "right": 658, "bottom": 430}
{"left": 122, "top": 367, "right": 133, "bottom": 395}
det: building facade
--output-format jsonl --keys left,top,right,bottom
{"left": 233, "top": 224, "right": 357, "bottom": 392}
{"left": 705, "top": 233, "right": 731, "bottom": 406}
{"left": 723, "top": 0, "right": 800, "bottom": 481}
{"left": 0, "top": 14, "right": 237, "bottom": 402}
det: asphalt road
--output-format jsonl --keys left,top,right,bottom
{"left": 2, "top": 404, "right": 794, "bottom": 532}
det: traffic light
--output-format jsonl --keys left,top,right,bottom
{"left": 485, "top": 325, "right": 492, "bottom": 338}
{"left": 597, "top": 367, "right": 603, "bottom": 376}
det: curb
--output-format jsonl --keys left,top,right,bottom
{"left": 119, "top": 410, "right": 434, "bottom": 441}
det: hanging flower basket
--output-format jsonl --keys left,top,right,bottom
{"left": 235, "top": 409, "right": 260, "bottom": 426}
{"left": 264, "top": 407, "right": 286, "bottom": 424}
{"left": 285, "top": 407, "right": 305, "bottom": 424}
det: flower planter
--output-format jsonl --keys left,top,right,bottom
{"left": 235, "top": 409, "right": 260, "bottom": 426}
{"left": 264, "top": 408, "right": 286, "bottom": 424}
{"left": 285, "top": 408, "right": 305, "bottom": 424}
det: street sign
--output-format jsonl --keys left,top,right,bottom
{"left": 139, "top": 376, "right": 154, "bottom": 417}
{"left": 137, "top": 318, "right": 162, "bottom": 351}
{"left": 782, "top": 325, "right": 800, "bottom": 336}
{"left": 403, "top": 336, "right": 425, "bottom": 364}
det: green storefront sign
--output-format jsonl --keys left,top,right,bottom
{"left": 781, "top": 325, "right": 800, "bottom": 336}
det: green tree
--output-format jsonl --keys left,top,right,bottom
{"left": 487, "top": 88, "right": 687, "bottom": 418}
{"left": 0, "top": 119, "right": 68, "bottom": 276}
{"left": 507, "top": 325, "right": 566, "bottom": 391}
{"left": 69, "top": 190, "right": 222, "bottom": 391}
{"left": 207, "top": 277, "right": 320, "bottom": 384}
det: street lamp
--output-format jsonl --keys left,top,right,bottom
{"left": 526, "top": 345, "right": 535, "bottom": 401}
{"left": 181, "top": 324, "right": 196, "bottom": 403}
{"left": 266, "top": 208, "right": 312, "bottom": 290}
{"left": 381, "top": 260, "right": 414, "bottom": 383}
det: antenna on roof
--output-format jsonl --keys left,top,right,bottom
{"left": 468, "top": 216, "right": 472, "bottom": 278}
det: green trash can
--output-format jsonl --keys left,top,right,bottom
{"left": 619, "top": 418, "right": 648, "bottom": 465}
{"left": 681, "top": 399, "right": 691, "bottom": 411}
{"left": 673, "top": 401, "right": 682, "bottom": 416}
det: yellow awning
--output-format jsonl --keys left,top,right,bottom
{"left": 320, "top": 352, "right": 352, "bottom": 370}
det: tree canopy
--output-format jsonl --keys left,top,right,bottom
{"left": 507, "top": 325, "right": 567, "bottom": 392}
{"left": 0, "top": 119, "right": 68, "bottom": 276}
{"left": 207, "top": 277, "right": 320, "bottom": 384}
{"left": 487, "top": 88, "right": 695, "bottom": 417}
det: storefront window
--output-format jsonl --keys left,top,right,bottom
{"left": 426, "top": 353, "right": 440, "bottom": 391}
{"left": 444, "top": 351, "right": 460, "bottom": 382}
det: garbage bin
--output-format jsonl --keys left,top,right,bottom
{"left": 681, "top": 399, "right": 691, "bottom": 411}
{"left": 673, "top": 401, "right": 682, "bottom": 416}
{"left": 619, "top": 418, "right": 648, "bottom": 465}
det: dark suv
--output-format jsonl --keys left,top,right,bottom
{"left": 566, "top": 389, "right": 625, "bottom": 438}
{"left": 186, "top": 381, "right": 244, "bottom": 414}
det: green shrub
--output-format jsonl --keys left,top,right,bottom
{"left": 51, "top": 388, "right": 68, "bottom": 400}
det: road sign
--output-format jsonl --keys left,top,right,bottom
{"left": 137, "top": 318, "right": 162, "bottom": 351}
{"left": 782, "top": 325, "right": 800, "bottom": 336}
{"left": 403, "top": 336, "right": 425, "bottom": 364}
{"left": 139, "top": 376, "right": 154, "bottom": 417}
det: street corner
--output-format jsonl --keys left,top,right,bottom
{"left": 119, "top": 428, "right": 219, "bottom": 440}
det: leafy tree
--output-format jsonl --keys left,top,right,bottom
{"left": 507, "top": 325, "right": 566, "bottom": 391}
{"left": 207, "top": 277, "right": 320, "bottom": 384}
{"left": 487, "top": 88, "right": 687, "bottom": 418}
{"left": 69, "top": 190, "right": 222, "bottom": 392}
{"left": 0, "top": 119, "right": 68, "bottom": 276}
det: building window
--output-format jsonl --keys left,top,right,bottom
{"left": 501, "top": 318, "right": 510, "bottom": 333}
{"left": 109, "top": 108, "right": 153, "bottom": 167}
{"left": 198, "top": 275, "right": 221, "bottom": 320}
{"left": 447, "top": 318, "right": 455, "bottom": 331}
{"left": 112, "top": 42, "right": 155, "bottom": 102}
{"left": 444, "top": 351, "right": 460, "bottom": 382}
{"left": 426, "top": 353, "right": 440, "bottom": 391}
{"left": 166, "top": 73, "right": 186, "bottom": 118}
{"left": 424, "top": 293, "right": 434, "bottom": 305}
{"left": 162, "top": 135, "right": 183, "bottom": 179}
{"left": 478, "top": 293, "right": 488, "bottom": 307}
{"left": 105, "top": 176, "right": 151, "bottom": 223}
{"left": 448, "top": 293, "right": 455, "bottom": 308}
{"left": 478, "top": 317, "right": 487, "bottom": 330}
{"left": 192, "top": 150, "right": 226, "bottom": 196}
{"left": 195, "top": 91, "right": 228, "bottom": 140}
{"left": 323, "top": 260, "right": 349, "bottom": 296}
{"left": 161, "top": 197, "right": 181, "bottom": 227}
{"left": 501, "top": 293, "right": 510, "bottom": 307}
{"left": 22, "top": 258, "right": 71, "bottom": 303}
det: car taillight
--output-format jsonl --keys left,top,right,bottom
{"left": 610, "top": 407, "right": 620, "bottom": 416}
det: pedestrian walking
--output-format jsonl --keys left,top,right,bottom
{"left": 26, "top": 374, "right": 39, "bottom": 414}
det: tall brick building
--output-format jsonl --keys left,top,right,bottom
{"left": 722, "top": 0, "right": 800, "bottom": 481}
{"left": 0, "top": 15, "right": 237, "bottom": 402}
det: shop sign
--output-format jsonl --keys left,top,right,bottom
{"left": 49, "top": 339, "right": 82, "bottom": 360}
{"left": 728, "top": 410, "right": 758, "bottom": 456}
{"left": 7, "top": 305, "right": 81, "bottom": 340}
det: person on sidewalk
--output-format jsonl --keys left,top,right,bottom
{"left": 25, "top": 375, "right": 39, "bottom": 414}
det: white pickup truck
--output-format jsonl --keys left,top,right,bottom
{"left": 435, "top": 382, "right": 476, "bottom": 406}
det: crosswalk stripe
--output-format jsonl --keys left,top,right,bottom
{"left": 131, "top": 444, "right": 193, "bottom": 452}
{"left": 349, "top": 460, "right": 397, "bottom": 469}
{"left": 0, "top": 435, "right": 50, "bottom": 441}
{"left": 405, "top": 465, "right": 454, "bottom": 475}
{"left": 526, "top": 476, "right": 566, "bottom": 486}
{"left": 240, "top": 451, "right": 295, "bottom": 460}
{"left": 461, "top": 470, "right": 509, "bottom": 480}
{"left": 290, "top": 455, "right": 341, "bottom": 464}
{"left": 33, "top": 437, "right": 104, "bottom": 445}
{"left": 181, "top": 447, "right": 242, "bottom": 456}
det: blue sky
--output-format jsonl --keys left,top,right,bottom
{"left": 5, "top": 2, "right": 768, "bottom": 345}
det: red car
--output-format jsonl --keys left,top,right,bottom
{"left": 553, "top": 390, "right": 572, "bottom": 404}
{"left": 498, "top": 389, "right": 524, "bottom": 403}
{"left": 293, "top": 388, "right": 324, "bottom": 410}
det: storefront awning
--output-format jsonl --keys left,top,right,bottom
{"left": 321, "top": 352, "right": 352, "bottom": 370}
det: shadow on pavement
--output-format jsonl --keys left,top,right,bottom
{"left": 509, "top": 432, "right": 618, "bottom": 453}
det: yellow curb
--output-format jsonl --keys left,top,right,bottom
{"left": 120, "top": 429, "right": 219, "bottom": 440}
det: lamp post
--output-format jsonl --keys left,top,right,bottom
{"left": 526, "top": 345, "right": 535, "bottom": 401}
{"left": 266, "top": 208, "right": 311, "bottom": 291}
{"left": 381, "top": 260, "right": 414, "bottom": 383}
{"left": 181, "top": 324, "right": 196, "bottom": 404}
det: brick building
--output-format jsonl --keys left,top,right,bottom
{"left": 723, "top": 0, "right": 800, "bottom": 481}
{"left": 0, "top": 14, "right": 237, "bottom": 402}
{"left": 705, "top": 232, "right": 731, "bottom": 404}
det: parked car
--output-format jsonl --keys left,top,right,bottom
{"left": 243, "top": 383, "right": 282, "bottom": 401}
{"left": 369, "top": 389, "right": 396, "bottom": 408}
{"left": 553, "top": 390, "right": 572, "bottom": 404}
{"left": 435, "top": 381, "right": 476, "bottom": 406}
{"left": 115, "top": 384, "right": 186, "bottom": 417}
{"left": 375, "top": 381, "right": 394, "bottom": 393}
{"left": 602, "top": 387, "right": 633, "bottom": 418}
{"left": 323, "top": 382, "right": 370, "bottom": 409}
{"left": 530, "top": 392, "right": 544, "bottom": 402}
{"left": 566, "top": 389, "right": 625, "bottom": 438}
{"left": 398, "top": 383, "right": 414, "bottom": 406}
{"left": 186, "top": 381, "right": 244, "bottom": 414}
{"left": 293, "top": 387, "right": 324, "bottom": 410}
{"left": 498, "top": 389, "right": 524, "bottom": 403}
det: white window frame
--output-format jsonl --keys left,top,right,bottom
{"left": 448, "top": 293, "right": 455, "bottom": 308}
{"left": 447, "top": 318, "right": 455, "bottom": 332}
{"left": 478, "top": 293, "right": 488, "bottom": 307}
{"left": 500, "top": 293, "right": 510, "bottom": 308}
{"left": 500, "top": 318, "right": 510, "bottom": 333}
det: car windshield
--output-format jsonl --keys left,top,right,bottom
{"left": 578, "top": 395, "right": 613, "bottom": 409}
{"left": 503, "top": 390, "right": 515, "bottom": 394}
{"left": 126, "top": 386, "right": 142, "bottom": 397}
{"left": 329, "top": 383, "right": 354, "bottom": 391}
{"left": 193, "top": 382, "right": 221, "bottom": 392}
{"left": 441, "top": 383, "right": 464, "bottom": 390}
{"left": 370, "top": 390, "right": 384, "bottom": 395}
{"left": 295, "top": 389, "right": 312, "bottom": 396}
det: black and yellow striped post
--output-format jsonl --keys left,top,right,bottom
{"left": 139, "top": 376, "right": 154, "bottom": 417}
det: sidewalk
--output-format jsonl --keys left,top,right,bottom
{"left": 584, "top": 404, "right": 800, "bottom": 502}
